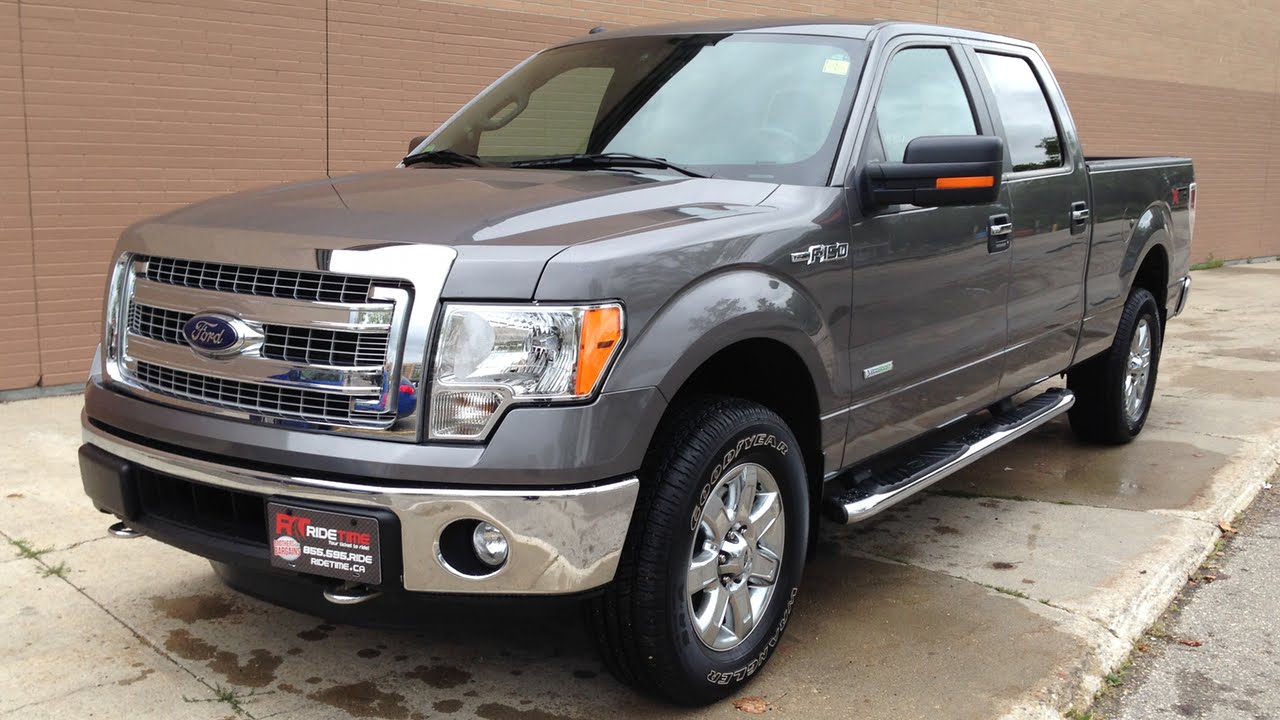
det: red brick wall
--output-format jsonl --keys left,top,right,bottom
{"left": 1, "top": 0, "right": 1276, "bottom": 390}
{"left": 0, "top": 0, "right": 40, "bottom": 389}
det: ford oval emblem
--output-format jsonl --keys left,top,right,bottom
{"left": 182, "top": 313, "right": 243, "bottom": 356}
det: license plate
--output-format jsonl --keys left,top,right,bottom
{"left": 267, "top": 502, "right": 382, "bottom": 585}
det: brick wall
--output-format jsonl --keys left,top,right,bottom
{"left": 1, "top": 0, "right": 1276, "bottom": 390}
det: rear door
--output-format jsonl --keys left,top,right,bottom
{"left": 842, "top": 38, "right": 1012, "bottom": 462}
{"left": 962, "top": 45, "right": 1091, "bottom": 394}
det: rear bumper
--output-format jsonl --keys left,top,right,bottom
{"left": 1173, "top": 274, "right": 1192, "bottom": 316}
{"left": 80, "top": 416, "right": 638, "bottom": 595}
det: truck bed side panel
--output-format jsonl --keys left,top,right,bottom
{"left": 1076, "top": 158, "right": 1194, "bottom": 363}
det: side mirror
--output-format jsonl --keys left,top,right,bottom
{"left": 862, "top": 135, "right": 1004, "bottom": 209}
{"left": 407, "top": 135, "right": 429, "bottom": 155}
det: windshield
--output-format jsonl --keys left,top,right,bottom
{"left": 416, "top": 33, "right": 868, "bottom": 185}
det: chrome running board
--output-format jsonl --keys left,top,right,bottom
{"left": 826, "top": 388, "right": 1075, "bottom": 524}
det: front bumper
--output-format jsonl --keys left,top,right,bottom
{"left": 80, "top": 416, "right": 639, "bottom": 595}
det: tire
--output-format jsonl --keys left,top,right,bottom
{"left": 1067, "top": 287, "right": 1163, "bottom": 444}
{"left": 587, "top": 396, "right": 809, "bottom": 705}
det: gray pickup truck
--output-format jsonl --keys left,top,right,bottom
{"left": 79, "top": 18, "right": 1194, "bottom": 703}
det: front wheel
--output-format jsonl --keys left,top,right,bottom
{"left": 588, "top": 396, "right": 809, "bottom": 705}
{"left": 1068, "top": 287, "right": 1163, "bottom": 444}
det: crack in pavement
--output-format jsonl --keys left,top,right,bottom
{"left": 0, "top": 528, "right": 261, "bottom": 720}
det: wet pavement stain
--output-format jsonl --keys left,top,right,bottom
{"left": 278, "top": 682, "right": 302, "bottom": 695}
{"left": 209, "top": 648, "right": 282, "bottom": 688}
{"left": 164, "top": 629, "right": 283, "bottom": 687}
{"left": 938, "top": 429, "right": 1235, "bottom": 512}
{"left": 307, "top": 681, "right": 410, "bottom": 719}
{"left": 476, "top": 703, "right": 581, "bottom": 720}
{"left": 297, "top": 623, "right": 336, "bottom": 642}
{"left": 164, "top": 628, "right": 218, "bottom": 662}
{"left": 1173, "top": 366, "right": 1280, "bottom": 399}
{"left": 571, "top": 669, "right": 597, "bottom": 679}
{"left": 405, "top": 664, "right": 472, "bottom": 689}
{"left": 358, "top": 648, "right": 382, "bottom": 659}
{"left": 991, "top": 562, "right": 1016, "bottom": 570}
{"left": 150, "top": 594, "right": 238, "bottom": 623}
{"left": 933, "top": 526, "right": 961, "bottom": 535}
{"left": 115, "top": 667, "right": 154, "bottom": 686}
{"left": 433, "top": 699, "right": 464, "bottom": 713}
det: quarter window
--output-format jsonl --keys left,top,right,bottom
{"left": 873, "top": 48, "right": 977, "bottom": 161}
{"left": 975, "top": 53, "right": 1064, "bottom": 171}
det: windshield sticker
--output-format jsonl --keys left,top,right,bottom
{"left": 822, "top": 53, "right": 851, "bottom": 76}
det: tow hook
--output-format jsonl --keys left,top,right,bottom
{"left": 322, "top": 582, "right": 382, "bottom": 605}
{"left": 108, "top": 521, "right": 143, "bottom": 538}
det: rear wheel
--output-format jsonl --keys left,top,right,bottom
{"left": 1068, "top": 287, "right": 1163, "bottom": 444}
{"left": 588, "top": 396, "right": 808, "bottom": 705}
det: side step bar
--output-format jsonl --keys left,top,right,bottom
{"left": 826, "top": 388, "right": 1075, "bottom": 524}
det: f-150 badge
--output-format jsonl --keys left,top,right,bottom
{"left": 791, "top": 242, "right": 849, "bottom": 265}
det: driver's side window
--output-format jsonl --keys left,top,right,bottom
{"left": 872, "top": 47, "right": 977, "bottom": 161}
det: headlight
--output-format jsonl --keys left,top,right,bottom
{"left": 429, "top": 303, "right": 623, "bottom": 440}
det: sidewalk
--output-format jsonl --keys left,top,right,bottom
{"left": 1, "top": 263, "right": 1278, "bottom": 720}
{"left": 1097, "top": 484, "right": 1280, "bottom": 719}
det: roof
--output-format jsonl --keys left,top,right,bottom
{"left": 553, "top": 17, "right": 1033, "bottom": 51}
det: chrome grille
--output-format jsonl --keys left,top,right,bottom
{"left": 145, "top": 256, "right": 408, "bottom": 304}
{"left": 111, "top": 255, "right": 413, "bottom": 435}
{"left": 262, "top": 325, "right": 389, "bottom": 368}
{"left": 134, "top": 361, "right": 368, "bottom": 423}
{"left": 129, "top": 303, "right": 187, "bottom": 345}
{"left": 129, "top": 303, "right": 390, "bottom": 368}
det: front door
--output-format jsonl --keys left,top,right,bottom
{"left": 843, "top": 41, "right": 1012, "bottom": 463}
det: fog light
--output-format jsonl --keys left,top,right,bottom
{"left": 472, "top": 521, "right": 509, "bottom": 567}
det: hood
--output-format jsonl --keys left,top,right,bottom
{"left": 140, "top": 167, "right": 778, "bottom": 298}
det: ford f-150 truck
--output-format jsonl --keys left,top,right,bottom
{"left": 79, "top": 18, "right": 1195, "bottom": 704}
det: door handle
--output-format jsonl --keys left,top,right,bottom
{"left": 988, "top": 214, "right": 1012, "bottom": 253}
{"left": 1069, "top": 201, "right": 1090, "bottom": 235}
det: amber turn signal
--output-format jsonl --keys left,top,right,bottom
{"left": 935, "top": 175, "right": 995, "bottom": 189}
{"left": 576, "top": 306, "right": 623, "bottom": 395}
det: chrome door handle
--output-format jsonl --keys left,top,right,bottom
{"left": 989, "top": 222, "right": 1014, "bottom": 235}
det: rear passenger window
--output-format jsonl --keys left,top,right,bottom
{"left": 976, "top": 53, "right": 1064, "bottom": 171}
{"left": 873, "top": 48, "right": 976, "bottom": 162}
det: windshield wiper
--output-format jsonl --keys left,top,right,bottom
{"left": 402, "top": 149, "right": 490, "bottom": 168}
{"left": 509, "top": 152, "right": 707, "bottom": 178}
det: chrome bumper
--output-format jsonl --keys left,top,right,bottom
{"left": 82, "top": 417, "right": 638, "bottom": 595}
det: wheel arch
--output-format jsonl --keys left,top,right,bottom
{"left": 604, "top": 268, "right": 840, "bottom": 547}
{"left": 1123, "top": 201, "right": 1174, "bottom": 315}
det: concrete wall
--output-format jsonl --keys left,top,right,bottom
{"left": 1, "top": 0, "right": 1276, "bottom": 390}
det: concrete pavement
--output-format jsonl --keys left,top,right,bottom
{"left": 1, "top": 262, "right": 1278, "bottom": 719}
{"left": 1097, "top": 484, "right": 1280, "bottom": 719}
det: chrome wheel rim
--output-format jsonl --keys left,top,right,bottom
{"left": 686, "top": 462, "right": 785, "bottom": 652}
{"left": 1124, "top": 317, "right": 1153, "bottom": 423}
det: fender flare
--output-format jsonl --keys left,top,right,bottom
{"left": 1122, "top": 201, "right": 1173, "bottom": 294}
{"left": 604, "top": 267, "right": 840, "bottom": 410}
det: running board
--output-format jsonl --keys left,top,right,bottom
{"left": 826, "top": 388, "right": 1075, "bottom": 525}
